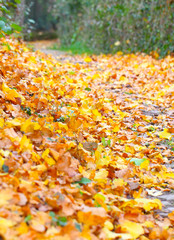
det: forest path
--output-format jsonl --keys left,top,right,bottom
{"left": 26, "top": 39, "right": 75, "bottom": 62}
{"left": 26, "top": 39, "right": 174, "bottom": 219}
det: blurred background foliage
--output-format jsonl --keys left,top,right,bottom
{"left": 0, "top": 0, "right": 22, "bottom": 37}
{"left": 1, "top": 0, "right": 174, "bottom": 57}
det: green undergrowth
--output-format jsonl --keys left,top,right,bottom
{"left": 49, "top": 41, "right": 94, "bottom": 55}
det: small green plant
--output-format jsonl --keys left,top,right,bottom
{"left": 21, "top": 106, "right": 32, "bottom": 116}
{"left": 49, "top": 212, "right": 67, "bottom": 227}
{"left": 148, "top": 126, "right": 155, "bottom": 132}
{"left": 24, "top": 214, "right": 31, "bottom": 223}
{"left": 102, "top": 137, "right": 111, "bottom": 147}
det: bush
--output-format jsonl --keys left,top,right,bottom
{"left": 0, "top": 0, "right": 22, "bottom": 37}
{"left": 54, "top": 0, "right": 174, "bottom": 56}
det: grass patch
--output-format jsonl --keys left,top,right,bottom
{"left": 49, "top": 41, "right": 94, "bottom": 55}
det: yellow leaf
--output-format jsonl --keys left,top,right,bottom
{"left": 140, "top": 159, "right": 150, "bottom": 170}
{"left": 92, "top": 109, "right": 102, "bottom": 120}
{"left": 19, "top": 135, "right": 32, "bottom": 153}
{"left": 120, "top": 220, "right": 144, "bottom": 239}
{"left": 163, "top": 172, "right": 174, "bottom": 178}
{"left": 92, "top": 73, "right": 100, "bottom": 79}
{"left": 103, "top": 228, "right": 132, "bottom": 240}
{"left": 29, "top": 170, "right": 39, "bottom": 180}
{"left": 0, "top": 217, "right": 15, "bottom": 228}
{"left": 0, "top": 118, "right": 4, "bottom": 128}
{"left": 0, "top": 149, "right": 10, "bottom": 157}
{"left": 117, "top": 51, "right": 123, "bottom": 56}
{"left": 158, "top": 128, "right": 172, "bottom": 140}
{"left": 31, "top": 152, "right": 41, "bottom": 163}
{"left": 17, "top": 222, "right": 29, "bottom": 234}
{"left": 125, "top": 145, "right": 135, "bottom": 154}
{"left": 0, "top": 156, "right": 5, "bottom": 169}
{"left": 2, "top": 83, "right": 25, "bottom": 103}
{"left": 135, "top": 198, "right": 162, "bottom": 211}
{"left": 56, "top": 129, "right": 62, "bottom": 134}
{"left": 134, "top": 145, "right": 146, "bottom": 151}
{"left": 45, "top": 157, "right": 56, "bottom": 166}
{"left": 84, "top": 57, "right": 92, "bottom": 63}
{"left": 28, "top": 56, "right": 37, "bottom": 64}
{"left": 118, "top": 110, "right": 128, "bottom": 119}
{"left": 21, "top": 118, "right": 41, "bottom": 133}
{"left": 113, "top": 125, "right": 120, "bottom": 133}
{"left": 119, "top": 76, "right": 129, "bottom": 84}
{"left": 96, "top": 156, "right": 111, "bottom": 167}
{"left": 94, "top": 169, "right": 108, "bottom": 182}
{"left": 6, "top": 118, "right": 21, "bottom": 127}
{"left": 42, "top": 148, "right": 50, "bottom": 159}
{"left": 0, "top": 190, "right": 12, "bottom": 207}
{"left": 112, "top": 178, "right": 126, "bottom": 188}
{"left": 32, "top": 164, "right": 47, "bottom": 172}
{"left": 45, "top": 226, "right": 61, "bottom": 237}
{"left": 95, "top": 144, "right": 102, "bottom": 162}
{"left": 142, "top": 221, "right": 154, "bottom": 228}
{"left": 104, "top": 221, "right": 114, "bottom": 230}
{"left": 42, "top": 149, "right": 56, "bottom": 166}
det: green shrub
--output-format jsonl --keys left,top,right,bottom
{"left": 0, "top": 0, "right": 22, "bottom": 37}
{"left": 54, "top": 0, "right": 174, "bottom": 57}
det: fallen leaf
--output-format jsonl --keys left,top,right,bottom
{"left": 120, "top": 219, "right": 144, "bottom": 239}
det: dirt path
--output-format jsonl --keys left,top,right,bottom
{"left": 26, "top": 39, "right": 74, "bottom": 62}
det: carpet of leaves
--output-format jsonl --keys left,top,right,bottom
{"left": 0, "top": 38, "right": 174, "bottom": 240}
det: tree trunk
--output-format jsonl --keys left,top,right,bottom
{"left": 15, "top": 0, "right": 26, "bottom": 26}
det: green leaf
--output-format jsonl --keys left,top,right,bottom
{"left": 85, "top": 87, "right": 91, "bottom": 91}
{"left": 3, "top": 25, "right": 12, "bottom": 34}
{"left": 11, "top": 23, "right": 22, "bottom": 32}
{"left": 68, "top": 71, "right": 75, "bottom": 75}
{"left": 25, "top": 107, "right": 31, "bottom": 116}
{"left": 75, "top": 222, "right": 82, "bottom": 232}
{"left": 57, "top": 216, "right": 67, "bottom": 227}
{"left": 94, "top": 193, "right": 106, "bottom": 207}
{"left": 49, "top": 211, "right": 55, "bottom": 218}
{"left": 148, "top": 126, "right": 155, "bottom": 132}
{"left": 0, "top": 33, "right": 4, "bottom": 38}
{"left": 49, "top": 211, "right": 57, "bottom": 222}
{"left": 56, "top": 116, "right": 65, "bottom": 122}
{"left": 130, "top": 158, "right": 147, "bottom": 166}
{"left": 0, "top": 20, "right": 5, "bottom": 30}
{"left": 124, "top": 92, "right": 133, "bottom": 95}
{"left": 102, "top": 137, "right": 107, "bottom": 147}
{"left": 1, "top": 6, "right": 9, "bottom": 13}
{"left": 75, "top": 177, "right": 91, "bottom": 185}
{"left": 107, "top": 139, "right": 111, "bottom": 147}
{"left": 24, "top": 215, "right": 31, "bottom": 223}
{"left": 14, "top": 0, "right": 21, "bottom": 3}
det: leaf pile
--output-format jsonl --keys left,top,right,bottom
{"left": 0, "top": 38, "right": 174, "bottom": 239}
